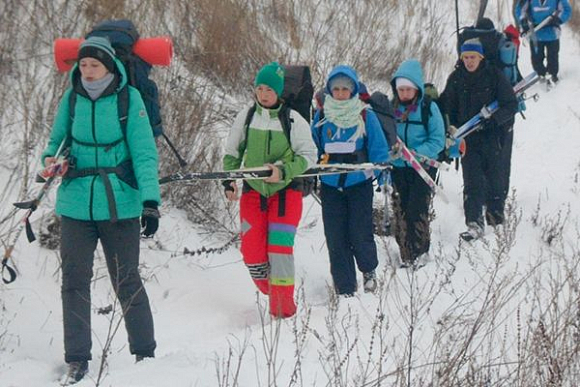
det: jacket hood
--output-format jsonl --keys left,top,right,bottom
{"left": 390, "top": 59, "right": 425, "bottom": 101}
{"left": 325, "top": 65, "right": 360, "bottom": 96}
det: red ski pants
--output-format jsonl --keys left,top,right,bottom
{"left": 240, "top": 188, "right": 302, "bottom": 318}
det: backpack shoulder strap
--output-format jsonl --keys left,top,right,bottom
{"left": 240, "top": 104, "right": 257, "bottom": 154}
{"left": 117, "top": 85, "right": 130, "bottom": 138}
{"left": 67, "top": 90, "right": 77, "bottom": 139}
{"left": 68, "top": 90, "right": 77, "bottom": 123}
{"left": 421, "top": 96, "right": 433, "bottom": 132}
{"left": 278, "top": 105, "right": 293, "bottom": 144}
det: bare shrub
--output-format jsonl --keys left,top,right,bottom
{"left": 185, "top": 0, "right": 275, "bottom": 90}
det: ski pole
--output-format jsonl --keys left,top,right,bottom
{"left": 3, "top": 143, "right": 69, "bottom": 284}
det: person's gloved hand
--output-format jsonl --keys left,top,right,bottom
{"left": 447, "top": 125, "right": 458, "bottom": 137}
{"left": 389, "top": 142, "right": 402, "bottom": 160}
{"left": 141, "top": 201, "right": 160, "bottom": 237}
{"left": 520, "top": 19, "right": 530, "bottom": 34}
{"left": 548, "top": 15, "right": 562, "bottom": 27}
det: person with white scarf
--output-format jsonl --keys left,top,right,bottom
{"left": 311, "top": 65, "right": 389, "bottom": 296}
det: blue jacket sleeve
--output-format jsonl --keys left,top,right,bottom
{"left": 414, "top": 102, "right": 445, "bottom": 160}
{"left": 310, "top": 110, "right": 324, "bottom": 160}
{"left": 365, "top": 110, "right": 389, "bottom": 164}
{"left": 559, "top": 0, "right": 572, "bottom": 24}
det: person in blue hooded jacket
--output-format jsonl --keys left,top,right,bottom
{"left": 390, "top": 60, "right": 445, "bottom": 268}
{"left": 516, "top": 0, "right": 572, "bottom": 83}
{"left": 311, "top": 65, "right": 389, "bottom": 296}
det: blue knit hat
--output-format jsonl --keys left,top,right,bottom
{"left": 254, "top": 62, "right": 285, "bottom": 97}
{"left": 78, "top": 36, "right": 116, "bottom": 72}
{"left": 460, "top": 38, "right": 484, "bottom": 58}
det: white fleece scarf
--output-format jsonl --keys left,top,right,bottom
{"left": 318, "top": 95, "right": 367, "bottom": 141}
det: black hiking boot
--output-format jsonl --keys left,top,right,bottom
{"left": 135, "top": 353, "right": 154, "bottom": 363}
{"left": 62, "top": 361, "right": 88, "bottom": 385}
{"left": 460, "top": 222, "right": 484, "bottom": 242}
{"left": 362, "top": 270, "right": 377, "bottom": 293}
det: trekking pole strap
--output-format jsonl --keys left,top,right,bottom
{"left": 2, "top": 256, "right": 17, "bottom": 284}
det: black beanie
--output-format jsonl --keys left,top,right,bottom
{"left": 476, "top": 17, "right": 495, "bottom": 30}
{"left": 78, "top": 36, "right": 116, "bottom": 73}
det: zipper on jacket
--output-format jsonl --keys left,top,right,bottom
{"left": 267, "top": 130, "right": 272, "bottom": 155}
{"left": 89, "top": 176, "right": 97, "bottom": 221}
{"left": 90, "top": 101, "right": 98, "bottom": 220}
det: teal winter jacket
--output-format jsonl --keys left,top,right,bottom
{"left": 42, "top": 58, "right": 160, "bottom": 221}
{"left": 390, "top": 60, "right": 445, "bottom": 168}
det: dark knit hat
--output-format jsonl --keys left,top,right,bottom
{"left": 254, "top": 62, "right": 285, "bottom": 97}
{"left": 460, "top": 38, "right": 485, "bottom": 58}
{"left": 476, "top": 17, "right": 495, "bottom": 30}
{"left": 78, "top": 36, "right": 116, "bottom": 73}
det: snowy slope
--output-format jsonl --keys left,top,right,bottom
{"left": 1, "top": 28, "right": 580, "bottom": 387}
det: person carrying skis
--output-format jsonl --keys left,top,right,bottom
{"left": 439, "top": 38, "right": 518, "bottom": 241}
{"left": 390, "top": 59, "right": 445, "bottom": 268}
{"left": 42, "top": 36, "right": 160, "bottom": 384}
{"left": 516, "top": 0, "right": 572, "bottom": 84}
{"left": 222, "top": 62, "right": 317, "bottom": 318}
{"left": 311, "top": 65, "right": 389, "bottom": 296}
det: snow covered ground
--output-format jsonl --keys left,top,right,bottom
{"left": 1, "top": 26, "right": 580, "bottom": 387}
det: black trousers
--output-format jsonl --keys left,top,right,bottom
{"left": 461, "top": 129, "right": 513, "bottom": 228}
{"left": 320, "top": 180, "right": 378, "bottom": 294}
{"left": 60, "top": 216, "right": 156, "bottom": 363}
{"left": 530, "top": 39, "right": 560, "bottom": 77}
{"left": 391, "top": 167, "right": 436, "bottom": 263}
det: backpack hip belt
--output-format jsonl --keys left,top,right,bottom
{"left": 65, "top": 159, "right": 137, "bottom": 223}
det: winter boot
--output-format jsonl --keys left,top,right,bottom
{"left": 460, "top": 222, "right": 484, "bottom": 242}
{"left": 62, "top": 361, "right": 88, "bottom": 385}
{"left": 269, "top": 286, "right": 296, "bottom": 318}
{"left": 362, "top": 270, "right": 377, "bottom": 293}
{"left": 135, "top": 353, "right": 154, "bottom": 363}
{"left": 551, "top": 74, "right": 559, "bottom": 84}
{"left": 413, "top": 253, "right": 430, "bottom": 270}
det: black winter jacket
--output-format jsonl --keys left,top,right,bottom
{"left": 439, "top": 62, "right": 518, "bottom": 142}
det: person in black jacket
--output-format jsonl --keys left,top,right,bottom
{"left": 440, "top": 38, "right": 518, "bottom": 241}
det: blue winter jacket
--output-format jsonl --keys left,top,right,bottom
{"left": 516, "top": 0, "right": 572, "bottom": 42}
{"left": 389, "top": 60, "right": 445, "bottom": 168}
{"left": 311, "top": 65, "right": 389, "bottom": 188}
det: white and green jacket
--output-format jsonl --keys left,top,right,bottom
{"left": 223, "top": 103, "right": 317, "bottom": 197}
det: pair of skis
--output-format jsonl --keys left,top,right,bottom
{"left": 451, "top": 71, "right": 540, "bottom": 142}
{"left": 159, "top": 163, "right": 393, "bottom": 184}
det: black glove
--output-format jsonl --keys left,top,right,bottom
{"left": 520, "top": 19, "right": 530, "bottom": 34}
{"left": 480, "top": 117, "right": 496, "bottom": 133}
{"left": 549, "top": 15, "right": 562, "bottom": 27}
{"left": 141, "top": 201, "right": 160, "bottom": 237}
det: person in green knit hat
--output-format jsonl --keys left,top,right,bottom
{"left": 42, "top": 35, "right": 160, "bottom": 384}
{"left": 222, "top": 62, "right": 317, "bottom": 318}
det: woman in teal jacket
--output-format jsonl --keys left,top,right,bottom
{"left": 42, "top": 36, "right": 160, "bottom": 384}
{"left": 390, "top": 59, "right": 445, "bottom": 268}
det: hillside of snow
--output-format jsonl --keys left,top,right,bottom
{"left": 2, "top": 9, "right": 580, "bottom": 387}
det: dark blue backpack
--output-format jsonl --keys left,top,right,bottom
{"left": 69, "top": 20, "right": 186, "bottom": 166}
{"left": 86, "top": 19, "right": 163, "bottom": 137}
